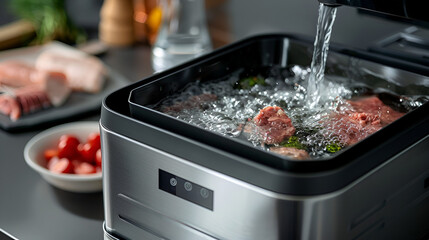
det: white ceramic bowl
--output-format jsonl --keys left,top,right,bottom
{"left": 24, "top": 121, "right": 102, "bottom": 193}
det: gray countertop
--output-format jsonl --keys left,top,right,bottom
{"left": 0, "top": 117, "right": 104, "bottom": 240}
{"left": 0, "top": 0, "right": 423, "bottom": 239}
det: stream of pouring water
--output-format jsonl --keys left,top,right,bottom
{"left": 306, "top": 4, "right": 337, "bottom": 109}
{"left": 156, "top": 3, "right": 427, "bottom": 158}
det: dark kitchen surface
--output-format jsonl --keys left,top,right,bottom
{"left": 0, "top": 0, "right": 424, "bottom": 239}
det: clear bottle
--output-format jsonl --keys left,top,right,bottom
{"left": 151, "top": 0, "right": 212, "bottom": 72}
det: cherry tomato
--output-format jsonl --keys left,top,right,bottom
{"left": 87, "top": 132, "right": 101, "bottom": 150}
{"left": 44, "top": 149, "right": 58, "bottom": 161}
{"left": 71, "top": 159, "right": 82, "bottom": 169}
{"left": 74, "top": 162, "right": 97, "bottom": 174}
{"left": 95, "top": 149, "right": 102, "bottom": 167}
{"left": 49, "top": 158, "right": 74, "bottom": 174}
{"left": 43, "top": 132, "right": 102, "bottom": 175}
{"left": 47, "top": 156, "right": 60, "bottom": 169}
{"left": 57, "top": 135, "right": 80, "bottom": 159}
{"left": 78, "top": 143, "right": 98, "bottom": 163}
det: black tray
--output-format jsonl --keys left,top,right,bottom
{"left": 0, "top": 68, "right": 128, "bottom": 132}
{"left": 129, "top": 33, "right": 429, "bottom": 169}
{"left": 0, "top": 42, "right": 130, "bottom": 132}
{"left": 102, "top": 34, "right": 429, "bottom": 195}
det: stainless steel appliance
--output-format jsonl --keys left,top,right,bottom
{"left": 100, "top": 34, "right": 429, "bottom": 240}
{"left": 317, "top": 0, "right": 429, "bottom": 22}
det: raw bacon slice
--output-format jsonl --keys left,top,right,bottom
{"left": 35, "top": 51, "right": 106, "bottom": 93}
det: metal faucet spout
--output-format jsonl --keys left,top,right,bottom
{"left": 317, "top": 0, "right": 429, "bottom": 23}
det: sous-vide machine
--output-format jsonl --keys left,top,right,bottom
{"left": 101, "top": 33, "right": 429, "bottom": 240}
{"left": 101, "top": 2, "right": 429, "bottom": 239}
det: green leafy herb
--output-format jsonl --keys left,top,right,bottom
{"left": 235, "top": 76, "right": 266, "bottom": 89}
{"left": 281, "top": 136, "right": 306, "bottom": 150}
{"left": 9, "top": 0, "right": 86, "bottom": 45}
{"left": 325, "top": 142, "right": 342, "bottom": 153}
{"left": 274, "top": 99, "right": 288, "bottom": 109}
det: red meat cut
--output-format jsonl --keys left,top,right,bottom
{"left": 269, "top": 146, "right": 309, "bottom": 160}
{"left": 322, "top": 96, "right": 405, "bottom": 146}
{"left": 252, "top": 106, "right": 296, "bottom": 144}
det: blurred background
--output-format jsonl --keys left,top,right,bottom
{"left": 0, "top": 0, "right": 419, "bottom": 50}
{"left": 0, "top": 0, "right": 424, "bottom": 79}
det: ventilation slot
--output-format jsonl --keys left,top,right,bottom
{"left": 351, "top": 200, "right": 386, "bottom": 230}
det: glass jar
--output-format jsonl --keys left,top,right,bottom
{"left": 151, "top": 0, "right": 212, "bottom": 72}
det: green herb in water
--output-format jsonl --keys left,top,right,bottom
{"left": 282, "top": 136, "right": 306, "bottom": 150}
{"left": 325, "top": 141, "right": 342, "bottom": 153}
{"left": 235, "top": 76, "right": 266, "bottom": 89}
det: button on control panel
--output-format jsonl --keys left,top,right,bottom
{"left": 170, "top": 177, "right": 177, "bottom": 187}
{"left": 159, "top": 169, "right": 214, "bottom": 210}
{"left": 184, "top": 181, "right": 193, "bottom": 191}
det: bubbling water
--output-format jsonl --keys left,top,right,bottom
{"left": 155, "top": 3, "right": 427, "bottom": 159}
{"left": 158, "top": 66, "right": 356, "bottom": 158}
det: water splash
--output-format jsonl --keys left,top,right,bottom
{"left": 306, "top": 4, "right": 338, "bottom": 109}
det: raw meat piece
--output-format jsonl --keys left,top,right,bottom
{"left": 321, "top": 96, "right": 405, "bottom": 146}
{"left": 0, "top": 87, "right": 51, "bottom": 121}
{"left": 0, "top": 94, "right": 21, "bottom": 120}
{"left": 345, "top": 96, "right": 405, "bottom": 126}
{"left": 35, "top": 51, "right": 106, "bottom": 93}
{"left": 269, "top": 146, "right": 309, "bottom": 160}
{"left": 322, "top": 113, "right": 382, "bottom": 146}
{"left": 252, "top": 106, "right": 296, "bottom": 144}
{"left": 0, "top": 62, "right": 70, "bottom": 106}
{"left": 0, "top": 61, "right": 58, "bottom": 87}
{"left": 0, "top": 62, "right": 71, "bottom": 120}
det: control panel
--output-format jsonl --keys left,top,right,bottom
{"left": 159, "top": 169, "right": 214, "bottom": 210}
